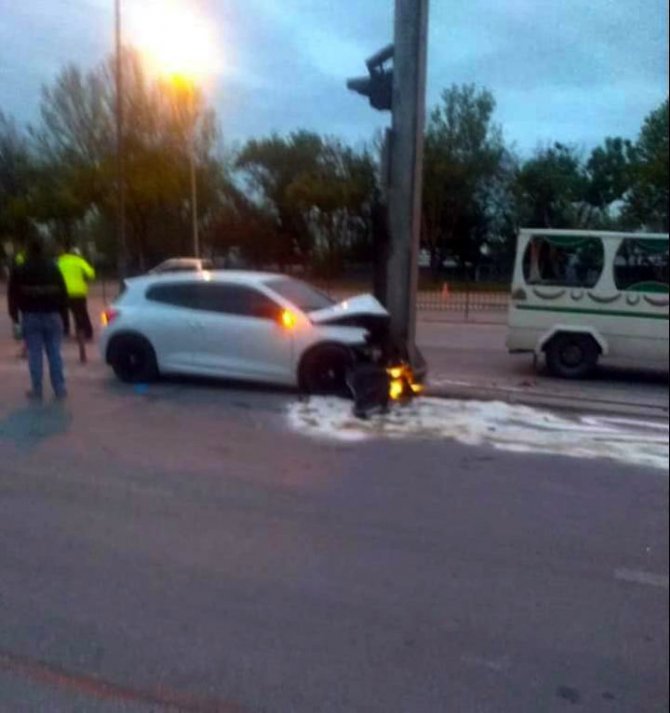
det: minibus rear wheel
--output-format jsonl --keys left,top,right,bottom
{"left": 545, "top": 333, "right": 600, "bottom": 379}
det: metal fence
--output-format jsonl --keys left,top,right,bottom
{"left": 416, "top": 286, "right": 509, "bottom": 314}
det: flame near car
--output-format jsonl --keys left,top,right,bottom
{"left": 387, "top": 364, "right": 424, "bottom": 401}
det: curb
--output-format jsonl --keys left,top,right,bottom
{"left": 424, "top": 382, "right": 670, "bottom": 421}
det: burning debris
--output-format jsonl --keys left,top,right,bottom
{"left": 388, "top": 363, "right": 424, "bottom": 401}
{"left": 347, "top": 362, "right": 424, "bottom": 420}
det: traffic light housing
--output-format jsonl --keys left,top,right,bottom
{"left": 347, "top": 44, "right": 394, "bottom": 112}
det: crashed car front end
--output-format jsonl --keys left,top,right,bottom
{"left": 308, "top": 294, "right": 426, "bottom": 407}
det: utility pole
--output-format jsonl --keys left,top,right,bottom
{"left": 188, "top": 86, "right": 200, "bottom": 258}
{"left": 385, "top": 0, "right": 429, "bottom": 373}
{"left": 114, "top": 0, "right": 128, "bottom": 280}
{"left": 190, "top": 141, "right": 200, "bottom": 258}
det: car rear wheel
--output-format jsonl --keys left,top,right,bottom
{"left": 300, "top": 345, "right": 354, "bottom": 396}
{"left": 545, "top": 333, "right": 600, "bottom": 379}
{"left": 108, "top": 335, "right": 159, "bottom": 384}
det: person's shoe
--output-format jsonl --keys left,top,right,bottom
{"left": 54, "top": 390, "right": 68, "bottom": 401}
{"left": 25, "top": 390, "right": 43, "bottom": 402}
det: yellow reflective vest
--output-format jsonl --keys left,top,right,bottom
{"left": 58, "top": 253, "right": 96, "bottom": 298}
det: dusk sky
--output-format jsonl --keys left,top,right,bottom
{"left": 0, "top": 0, "right": 668, "bottom": 154}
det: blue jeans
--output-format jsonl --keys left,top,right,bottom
{"left": 21, "top": 312, "right": 66, "bottom": 397}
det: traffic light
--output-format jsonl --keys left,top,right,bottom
{"left": 347, "top": 44, "right": 394, "bottom": 112}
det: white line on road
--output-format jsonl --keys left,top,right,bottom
{"left": 584, "top": 416, "right": 670, "bottom": 432}
{"left": 614, "top": 569, "right": 670, "bottom": 590}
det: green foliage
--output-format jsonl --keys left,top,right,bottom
{"left": 422, "top": 84, "right": 508, "bottom": 274}
{"left": 623, "top": 98, "right": 669, "bottom": 231}
{"left": 237, "top": 132, "right": 376, "bottom": 272}
{"left": 236, "top": 131, "right": 325, "bottom": 264}
{"left": 515, "top": 142, "right": 588, "bottom": 228}
{"left": 29, "top": 48, "right": 230, "bottom": 270}
{"left": 0, "top": 112, "right": 36, "bottom": 247}
{"left": 287, "top": 142, "right": 376, "bottom": 276}
{"left": 585, "top": 137, "right": 633, "bottom": 209}
{"left": 3, "top": 50, "right": 668, "bottom": 281}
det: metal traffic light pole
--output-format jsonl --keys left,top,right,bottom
{"left": 385, "top": 0, "right": 429, "bottom": 375}
{"left": 345, "top": 0, "right": 429, "bottom": 380}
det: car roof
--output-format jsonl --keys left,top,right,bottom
{"left": 160, "top": 257, "right": 203, "bottom": 263}
{"left": 519, "top": 228, "right": 669, "bottom": 241}
{"left": 126, "top": 270, "right": 286, "bottom": 289}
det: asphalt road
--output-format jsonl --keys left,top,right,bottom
{"left": 417, "top": 321, "right": 670, "bottom": 416}
{"left": 0, "top": 343, "right": 668, "bottom": 713}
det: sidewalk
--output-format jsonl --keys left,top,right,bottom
{"left": 418, "top": 321, "right": 669, "bottom": 420}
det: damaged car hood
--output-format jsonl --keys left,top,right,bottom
{"left": 308, "top": 294, "right": 389, "bottom": 325}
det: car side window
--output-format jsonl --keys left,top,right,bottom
{"left": 146, "top": 283, "right": 201, "bottom": 309}
{"left": 614, "top": 239, "right": 669, "bottom": 293}
{"left": 195, "top": 284, "right": 280, "bottom": 319}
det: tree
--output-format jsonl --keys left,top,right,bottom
{"left": 236, "top": 131, "right": 325, "bottom": 266}
{"left": 0, "top": 111, "right": 36, "bottom": 251}
{"left": 623, "top": 98, "right": 669, "bottom": 231}
{"left": 515, "top": 143, "right": 587, "bottom": 228}
{"left": 204, "top": 188, "right": 277, "bottom": 268}
{"left": 236, "top": 132, "right": 376, "bottom": 272}
{"left": 585, "top": 137, "right": 632, "bottom": 210}
{"left": 286, "top": 141, "right": 376, "bottom": 276}
{"left": 422, "top": 85, "right": 507, "bottom": 276}
{"left": 31, "top": 48, "right": 229, "bottom": 270}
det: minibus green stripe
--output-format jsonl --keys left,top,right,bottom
{"left": 515, "top": 304, "right": 669, "bottom": 320}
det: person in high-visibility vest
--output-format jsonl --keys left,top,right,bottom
{"left": 58, "top": 244, "right": 96, "bottom": 341}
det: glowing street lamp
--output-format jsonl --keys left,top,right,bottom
{"left": 128, "top": 0, "right": 218, "bottom": 82}
{"left": 127, "top": 1, "right": 220, "bottom": 258}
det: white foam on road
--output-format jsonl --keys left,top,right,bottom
{"left": 614, "top": 569, "right": 670, "bottom": 590}
{"left": 287, "top": 397, "right": 669, "bottom": 471}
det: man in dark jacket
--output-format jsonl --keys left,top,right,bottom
{"left": 8, "top": 239, "right": 68, "bottom": 401}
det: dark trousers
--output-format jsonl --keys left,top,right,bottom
{"left": 62, "top": 297, "right": 94, "bottom": 340}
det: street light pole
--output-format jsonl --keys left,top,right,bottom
{"left": 185, "top": 83, "right": 200, "bottom": 258}
{"left": 114, "top": 0, "right": 127, "bottom": 280}
{"left": 190, "top": 136, "right": 199, "bottom": 258}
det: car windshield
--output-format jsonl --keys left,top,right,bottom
{"left": 266, "top": 277, "right": 334, "bottom": 312}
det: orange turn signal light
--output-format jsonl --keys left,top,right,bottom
{"left": 281, "top": 310, "right": 298, "bottom": 330}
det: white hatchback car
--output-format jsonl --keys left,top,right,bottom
{"left": 100, "top": 271, "right": 391, "bottom": 393}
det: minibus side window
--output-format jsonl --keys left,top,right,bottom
{"left": 523, "top": 235, "right": 604, "bottom": 288}
{"left": 614, "top": 239, "right": 669, "bottom": 294}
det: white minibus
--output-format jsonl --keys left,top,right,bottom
{"left": 507, "top": 229, "right": 669, "bottom": 377}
